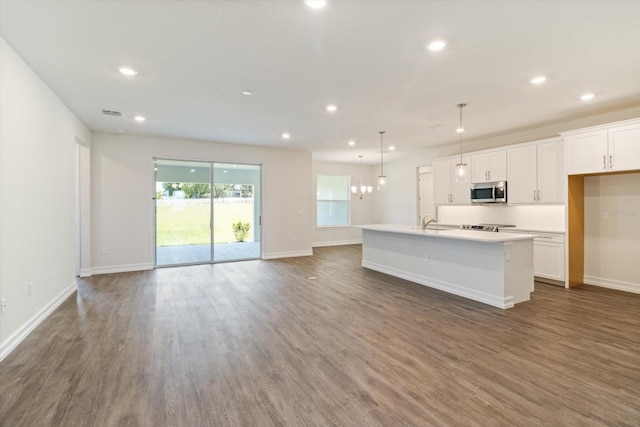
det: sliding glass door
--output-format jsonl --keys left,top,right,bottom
{"left": 212, "top": 163, "right": 261, "bottom": 262}
{"left": 155, "top": 159, "right": 212, "bottom": 266}
{"left": 154, "top": 159, "right": 261, "bottom": 266}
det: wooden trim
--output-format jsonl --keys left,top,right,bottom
{"left": 567, "top": 175, "right": 584, "bottom": 287}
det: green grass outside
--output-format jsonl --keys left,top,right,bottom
{"left": 156, "top": 202, "right": 254, "bottom": 246}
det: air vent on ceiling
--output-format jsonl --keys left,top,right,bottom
{"left": 101, "top": 109, "right": 123, "bottom": 117}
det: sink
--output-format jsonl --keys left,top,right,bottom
{"left": 411, "top": 224, "right": 459, "bottom": 231}
{"left": 426, "top": 224, "right": 459, "bottom": 230}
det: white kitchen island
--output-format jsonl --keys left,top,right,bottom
{"left": 359, "top": 224, "right": 536, "bottom": 309}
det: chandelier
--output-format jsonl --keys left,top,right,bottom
{"left": 351, "top": 155, "right": 372, "bottom": 199}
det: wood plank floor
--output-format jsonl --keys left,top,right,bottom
{"left": 1, "top": 245, "right": 639, "bottom": 426}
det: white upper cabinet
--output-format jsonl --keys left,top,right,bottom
{"left": 507, "top": 138, "right": 564, "bottom": 204}
{"left": 536, "top": 139, "right": 565, "bottom": 203}
{"left": 433, "top": 159, "right": 453, "bottom": 205}
{"left": 433, "top": 157, "right": 472, "bottom": 205}
{"left": 609, "top": 122, "right": 640, "bottom": 172}
{"left": 471, "top": 151, "right": 507, "bottom": 183}
{"left": 507, "top": 146, "right": 537, "bottom": 204}
{"left": 564, "top": 119, "right": 640, "bottom": 174}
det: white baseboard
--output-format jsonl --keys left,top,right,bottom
{"left": 79, "top": 268, "right": 92, "bottom": 278}
{"left": 0, "top": 281, "right": 77, "bottom": 363}
{"left": 91, "top": 262, "right": 154, "bottom": 276}
{"left": 262, "top": 250, "right": 313, "bottom": 260}
{"left": 583, "top": 275, "right": 640, "bottom": 294}
{"left": 312, "top": 239, "right": 362, "bottom": 248}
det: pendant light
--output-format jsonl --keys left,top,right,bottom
{"left": 378, "top": 131, "right": 387, "bottom": 191}
{"left": 351, "top": 155, "right": 373, "bottom": 199}
{"left": 455, "top": 103, "right": 469, "bottom": 183}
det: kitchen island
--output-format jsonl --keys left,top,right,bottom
{"left": 359, "top": 224, "right": 536, "bottom": 309}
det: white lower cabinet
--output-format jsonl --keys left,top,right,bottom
{"left": 533, "top": 233, "right": 565, "bottom": 282}
{"left": 501, "top": 230, "right": 565, "bottom": 282}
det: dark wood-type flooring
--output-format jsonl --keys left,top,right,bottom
{"left": 1, "top": 245, "right": 639, "bottom": 426}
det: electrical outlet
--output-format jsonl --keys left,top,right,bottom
{"left": 102, "top": 246, "right": 109, "bottom": 255}
{"left": 28, "top": 282, "right": 33, "bottom": 296}
{"left": 1, "top": 298, "right": 6, "bottom": 313}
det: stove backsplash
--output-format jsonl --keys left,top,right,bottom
{"left": 437, "top": 205, "right": 565, "bottom": 232}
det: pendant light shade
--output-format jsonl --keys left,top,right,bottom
{"left": 378, "top": 131, "right": 387, "bottom": 191}
{"left": 455, "top": 103, "right": 469, "bottom": 184}
{"left": 351, "top": 155, "right": 373, "bottom": 199}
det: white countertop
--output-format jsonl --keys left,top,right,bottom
{"left": 509, "top": 228, "right": 565, "bottom": 234}
{"left": 358, "top": 224, "right": 535, "bottom": 243}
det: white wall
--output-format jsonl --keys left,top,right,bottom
{"left": 311, "top": 160, "right": 376, "bottom": 246}
{"left": 0, "top": 37, "right": 91, "bottom": 359}
{"left": 584, "top": 173, "right": 640, "bottom": 293}
{"left": 372, "top": 149, "right": 439, "bottom": 225}
{"left": 90, "top": 132, "right": 313, "bottom": 273}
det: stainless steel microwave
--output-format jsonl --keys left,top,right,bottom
{"left": 470, "top": 181, "right": 507, "bottom": 203}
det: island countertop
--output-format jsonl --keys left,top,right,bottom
{"left": 357, "top": 224, "right": 535, "bottom": 243}
{"left": 358, "top": 224, "right": 535, "bottom": 309}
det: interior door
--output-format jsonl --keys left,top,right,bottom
{"left": 418, "top": 168, "right": 435, "bottom": 224}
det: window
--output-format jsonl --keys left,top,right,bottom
{"left": 317, "top": 175, "right": 350, "bottom": 227}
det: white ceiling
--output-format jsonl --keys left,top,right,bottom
{"left": 1, "top": 0, "right": 639, "bottom": 164}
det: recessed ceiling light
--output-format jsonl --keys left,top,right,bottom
{"left": 154, "top": 167, "right": 158, "bottom": 171}
{"left": 348, "top": 140, "right": 355, "bottom": 146}
{"left": 242, "top": 90, "right": 253, "bottom": 96}
{"left": 389, "top": 146, "right": 396, "bottom": 151}
{"left": 190, "top": 169, "right": 195, "bottom": 173}
{"left": 427, "top": 40, "right": 446, "bottom": 51}
{"left": 134, "top": 115, "right": 146, "bottom": 122}
{"left": 119, "top": 67, "right": 138, "bottom": 76}
{"left": 304, "top": 0, "right": 326, "bottom": 9}
{"left": 326, "top": 104, "right": 337, "bottom": 112}
{"left": 531, "top": 76, "right": 546, "bottom": 85}
{"left": 580, "top": 93, "right": 595, "bottom": 101}
{"left": 456, "top": 127, "right": 465, "bottom": 133}
{"left": 223, "top": 170, "right": 228, "bottom": 173}
{"left": 282, "top": 133, "right": 291, "bottom": 139}
{"left": 233, "top": 164, "right": 237, "bottom": 167}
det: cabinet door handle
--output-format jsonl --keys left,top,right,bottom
{"left": 603, "top": 155, "right": 606, "bottom": 170}
{"left": 487, "top": 170, "right": 490, "bottom": 181}
{"left": 533, "top": 189, "right": 537, "bottom": 201}
{"left": 537, "top": 190, "right": 540, "bottom": 201}
{"left": 609, "top": 155, "right": 613, "bottom": 170}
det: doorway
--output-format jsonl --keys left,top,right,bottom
{"left": 154, "top": 159, "right": 261, "bottom": 266}
{"left": 418, "top": 165, "right": 435, "bottom": 224}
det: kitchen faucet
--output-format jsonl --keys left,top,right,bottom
{"left": 422, "top": 216, "right": 436, "bottom": 230}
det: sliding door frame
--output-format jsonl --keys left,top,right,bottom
{"left": 153, "top": 157, "right": 263, "bottom": 267}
